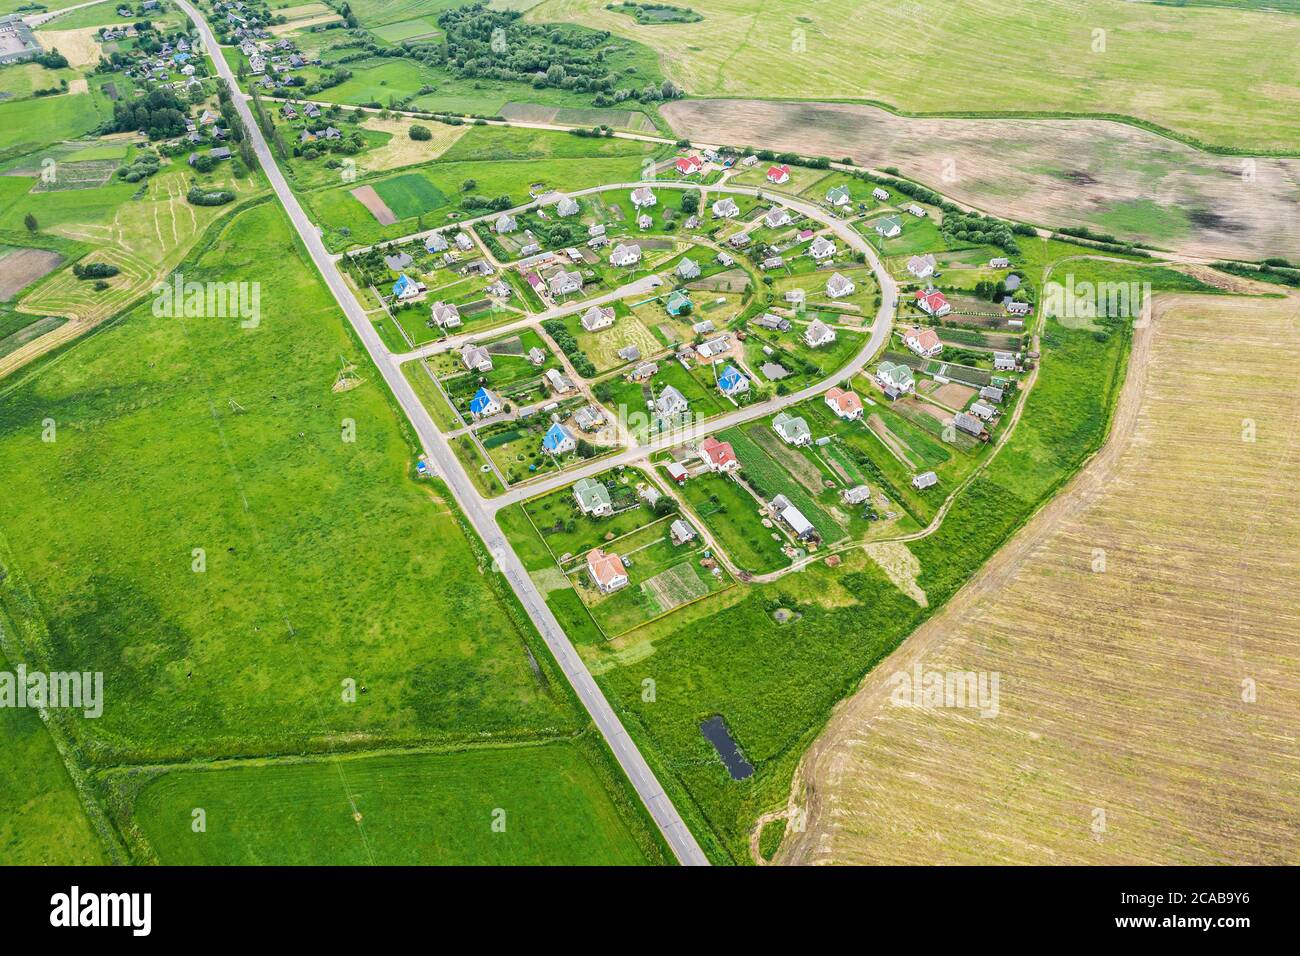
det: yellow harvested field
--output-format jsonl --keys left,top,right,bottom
{"left": 780, "top": 292, "right": 1300, "bottom": 865}
{"left": 268, "top": 13, "right": 341, "bottom": 34}
{"left": 33, "top": 26, "right": 103, "bottom": 69}
{"left": 358, "top": 115, "right": 467, "bottom": 174}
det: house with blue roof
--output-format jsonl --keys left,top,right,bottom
{"left": 718, "top": 364, "right": 749, "bottom": 397}
{"left": 542, "top": 422, "right": 576, "bottom": 455}
{"left": 392, "top": 273, "right": 424, "bottom": 300}
{"left": 468, "top": 387, "right": 501, "bottom": 419}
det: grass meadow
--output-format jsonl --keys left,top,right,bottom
{"left": 534, "top": 0, "right": 1300, "bottom": 151}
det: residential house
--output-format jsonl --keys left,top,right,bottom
{"left": 761, "top": 256, "right": 784, "bottom": 271}
{"left": 716, "top": 251, "right": 735, "bottom": 268}
{"left": 674, "top": 154, "right": 704, "bottom": 176}
{"left": 494, "top": 213, "right": 517, "bottom": 234}
{"left": 767, "top": 164, "right": 791, "bottom": 184}
{"left": 875, "top": 361, "right": 915, "bottom": 396}
{"left": 969, "top": 399, "right": 997, "bottom": 421}
{"left": 912, "top": 471, "right": 938, "bottom": 490}
{"left": 454, "top": 232, "right": 474, "bottom": 251}
{"left": 809, "top": 236, "right": 836, "bottom": 261}
{"left": 610, "top": 243, "right": 642, "bottom": 267}
{"left": 528, "top": 347, "right": 547, "bottom": 365}
{"left": 391, "top": 274, "right": 423, "bottom": 300}
{"left": 655, "top": 385, "right": 689, "bottom": 420}
{"left": 699, "top": 436, "right": 740, "bottom": 473}
{"left": 728, "top": 232, "right": 751, "bottom": 248}
{"left": 676, "top": 257, "right": 701, "bottom": 280}
{"left": 630, "top": 361, "right": 659, "bottom": 382}
{"left": 717, "top": 364, "right": 749, "bottom": 397}
{"left": 1007, "top": 300, "right": 1031, "bottom": 316}
{"left": 461, "top": 344, "right": 493, "bottom": 373}
{"left": 826, "top": 185, "right": 851, "bottom": 208}
{"left": 542, "top": 422, "right": 576, "bottom": 455}
{"left": 430, "top": 302, "right": 462, "bottom": 328}
{"left": 586, "top": 548, "right": 628, "bottom": 593}
{"left": 903, "top": 325, "right": 943, "bottom": 358}
{"left": 915, "top": 288, "right": 951, "bottom": 317}
{"left": 548, "top": 270, "right": 583, "bottom": 297}
{"left": 573, "top": 478, "right": 613, "bottom": 517}
{"left": 994, "top": 351, "right": 1018, "bottom": 371}
{"left": 764, "top": 207, "right": 792, "bottom": 229}
{"left": 773, "top": 411, "right": 812, "bottom": 446}
{"left": 906, "top": 203, "right": 927, "bottom": 217}
{"left": 804, "top": 318, "right": 836, "bottom": 347}
{"left": 875, "top": 216, "right": 902, "bottom": 238}
{"left": 637, "top": 213, "right": 653, "bottom": 230}
{"left": 617, "top": 344, "right": 641, "bottom": 363}
{"left": 980, "top": 385, "right": 1005, "bottom": 404}
{"left": 665, "top": 290, "right": 692, "bottom": 316}
{"left": 486, "top": 279, "right": 511, "bottom": 299}
{"left": 630, "top": 186, "right": 656, "bottom": 208}
{"left": 872, "top": 187, "right": 889, "bottom": 201}
{"left": 580, "top": 305, "right": 615, "bottom": 332}
{"left": 556, "top": 196, "right": 580, "bottom": 217}
{"left": 468, "top": 387, "right": 501, "bottom": 419}
{"left": 907, "top": 254, "right": 936, "bottom": 279}
{"left": 692, "top": 319, "right": 715, "bottom": 335}
{"left": 423, "top": 231, "right": 448, "bottom": 253}
{"left": 384, "top": 251, "right": 413, "bottom": 271}
{"left": 826, "top": 272, "right": 856, "bottom": 298}
{"left": 825, "top": 386, "right": 864, "bottom": 420}
{"left": 712, "top": 198, "right": 739, "bottom": 218}
{"left": 588, "top": 223, "right": 606, "bottom": 238}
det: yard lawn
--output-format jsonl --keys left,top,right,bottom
{"left": 401, "top": 359, "right": 463, "bottom": 432}
{"left": 452, "top": 434, "right": 505, "bottom": 497}
{"left": 677, "top": 471, "right": 789, "bottom": 574}
{"left": 573, "top": 518, "right": 731, "bottom": 636}
{"left": 601, "top": 360, "right": 725, "bottom": 441}
{"left": 727, "top": 164, "right": 835, "bottom": 197}
{"left": 563, "top": 304, "right": 660, "bottom": 373}
{"left": 124, "top": 739, "right": 661, "bottom": 865}
{"left": 523, "top": 469, "right": 657, "bottom": 560}
{"left": 719, "top": 426, "right": 845, "bottom": 544}
{"left": 744, "top": 319, "right": 867, "bottom": 390}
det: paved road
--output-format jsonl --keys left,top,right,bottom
{"left": 178, "top": 0, "right": 710, "bottom": 866}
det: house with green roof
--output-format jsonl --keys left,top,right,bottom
{"left": 666, "top": 290, "right": 692, "bottom": 316}
{"left": 573, "top": 478, "right": 613, "bottom": 517}
{"left": 826, "top": 185, "right": 852, "bottom": 208}
{"left": 772, "top": 411, "right": 812, "bottom": 446}
{"left": 875, "top": 360, "right": 915, "bottom": 397}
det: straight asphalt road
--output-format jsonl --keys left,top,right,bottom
{"left": 178, "top": 0, "right": 710, "bottom": 866}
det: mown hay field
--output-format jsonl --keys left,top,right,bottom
{"left": 534, "top": 0, "right": 1300, "bottom": 151}
{"left": 782, "top": 292, "right": 1300, "bottom": 865}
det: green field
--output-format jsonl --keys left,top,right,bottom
{"left": 372, "top": 171, "right": 448, "bottom": 219}
{"left": 0, "top": 92, "right": 105, "bottom": 158}
{"left": 536, "top": 0, "right": 1300, "bottom": 151}
{"left": 677, "top": 471, "right": 788, "bottom": 573}
{"left": 123, "top": 740, "right": 657, "bottom": 865}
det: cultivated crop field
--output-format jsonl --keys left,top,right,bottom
{"left": 782, "top": 292, "right": 1300, "bottom": 865}
{"left": 663, "top": 99, "right": 1300, "bottom": 261}
{"left": 537, "top": 0, "right": 1299, "bottom": 151}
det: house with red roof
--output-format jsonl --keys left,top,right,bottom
{"left": 825, "top": 386, "right": 864, "bottom": 421}
{"left": 699, "top": 436, "right": 740, "bottom": 473}
{"left": 586, "top": 549, "right": 629, "bottom": 594}
{"left": 766, "top": 164, "right": 791, "bottom": 184}
{"left": 903, "top": 325, "right": 944, "bottom": 358}
{"left": 675, "top": 154, "right": 704, "bottom": 176}
{"left": 915, "top": 289, "right": 951, "bottom": 317}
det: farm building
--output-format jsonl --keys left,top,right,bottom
{"left": 630, "top": 361, "right": 659, "bottom": 381}
{"left": 617, "top": 344, "right": 641, "bottom": 363}
{"left": 638, "top": 214, "right": 653, "bottom": 230}
{"left": 754, "top": 313, "right": 791, "bottom": 332}
{"left": 545, "top": 369, "right": 575, "bottom": 394}
{"left": 666, "top": 462, "right": 689, "bottom": 483}
{"left": 385, "top": 251, "right": 413, "bottom": 271}
{"left": 912, "top": 471, "right": 938, "bottom": 490}
{"left": 969, "top": 400, "right": 997, "bottom": 421}
{"left": 989, "top": 257, "right": 1010, "bottom": 268}
{"left": 872, "top": 187, "right": 890, "bottom": 201}
{"left": 772, "top": 495, "right": 815, "bottom": 540}
{"left": 906, "top": 204, "right": 927, "bottom": 217}
{"left": 842, "top": 484, "right": 872, "bottom": 505}
{"left": 994, "top": 351, "right": 1018, "bottom": 371}
{"left": 981, "top": 385, "right": 1005, "bottom": 404}
{"left": 954, "top": 412, "right": 985, "bottom": 437}
{"left": 670, "top": 519, "right": 697, "bottom": 545}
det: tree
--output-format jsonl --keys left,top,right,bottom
{"left": 23, "top": 212, "right": 38, "bottom": 232}
{"left": 408, "top": 124, "right": 432, "bottom": 141}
